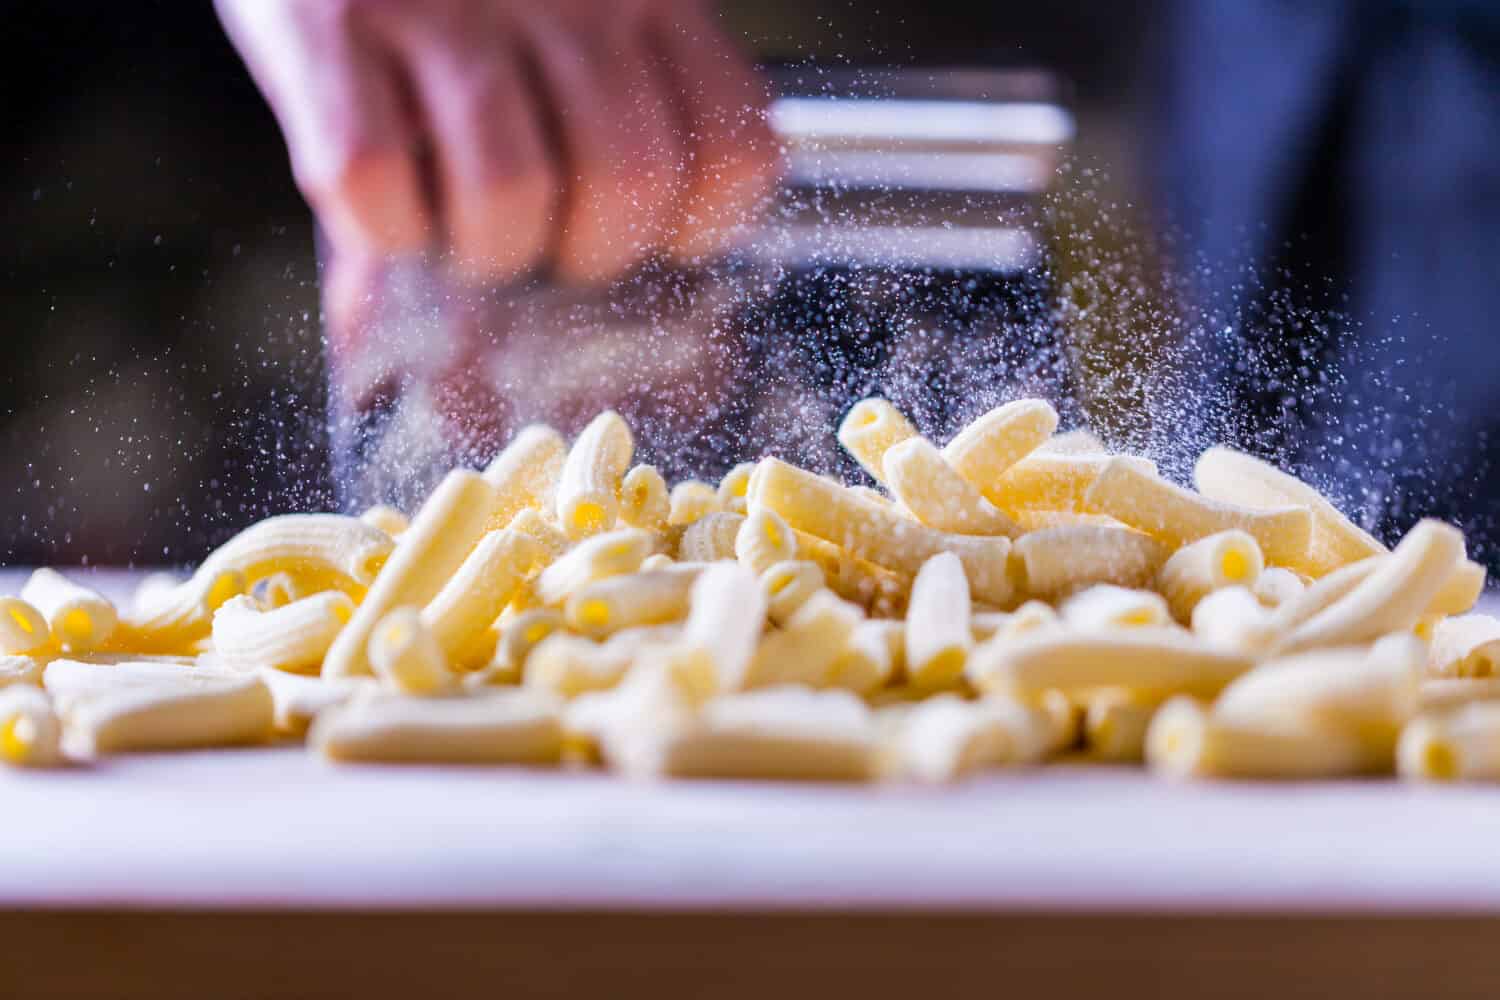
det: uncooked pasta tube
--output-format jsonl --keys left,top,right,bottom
{"left": 895, "top": 695, "right": 1051, "bottom": 781}
{"left": 1428, "top": 614, "right": 1500, "bottom": 678}
{"left": 759, "top": 560, "right": 826, "bottom": 626}
{"left": 716, "top": 462, "right": 758, "bottom": 514}
{"left": 735, "top": 508, "right": 799, "bottom": 576}
{"left": 667, "top": 480, "right": 720, "bottom": 525}
{"left": 533, "top": 528, "right": 653, "bottom": 607}
{"left": 0, "top": 597, "right": 50, "bottom": 656}
{"left": 1398, "top": 703, "right": 1500, "bottom": 782}
{"left": 742, "top": 591, "right": 859, "bottom": 690}
{"left": 1190, "top": 586, "right": 1279, "bottom": 655}
{"left": 556, "top": 410, "right": 633, "bottom": 539}
{"left": 1083, "top": 688, "right": 1157, "bottom": 762}
{"left": 1147, "top": 696, "right": 1384, "bottom": 780}
{"left": 838, "top": 398, "right": 918, "bottom": 484}
{"left": 369, "top": 607, "right": 455, "bottom": 696}
{"left": 987, "top": 453, "right": 1154, "bottom": 514}
{"left": 420, "top": 529, "right": 542, "bottom": 665}
{"left": 1157, "top": 530, "right": 1264, "bottom": 622}
{"left": 311, "top": 689, "right": 564, "bottom": 765}
{"left": 1010, "top": 525, "right": 1165, "bottom": 601}
{"left": 211, "top": 592, "right": 355, "bottom": 675}
{"left": 940, "top": 399, "right": 1058, "bottom": 505}
{"left": 360, "top": 504, "right": 410, "bottom": 538}
{"left": 482, "top": 424, "right": 567, "bottom": 521}
{"left": 683, "top": 562, "right": 768, "bottom": 692}
{"left": 904, "top": 552, "right": 972, "bottom": 692}
{"left": 678, "top": 511, "right": 746, "bottom": 562}
{"left": 1060, "top": 585, "right": 1171, "bottom": 630}
{"left": 826, "top": 619, "right": 897, "bottom": 695}
{"left": 62, "top": 672, "right": 274, "bottom": 757}
{"left": 0, "top": 686, "right": 63, "bottom": 768}
{"left": 882, "top": 437, "right": 1020, "bottom": 537}
{"left": 21, "top": 569, "right": 118, "bottom": 653}
{"left": 565, "top": 566, "right": 701, "bottom": 638}
{"left": 620, "top": 465, "right": 671, "bottom": 532}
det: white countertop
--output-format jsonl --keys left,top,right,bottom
{"left": 3, "top": 568, "right": 1498, "bottom": 913}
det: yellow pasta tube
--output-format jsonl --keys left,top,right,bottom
{"left": 940, "top": 399, "right": 1058, "bottom": 504}
{"left": 1083, "top": 689, "right": 1157, "bottom": 762}
{"left": 682, "top": 562, "right": 768, "bottom": 691}
{"left": 1193, "top": 446, "right": 1385, "bottom": 576}
{"left": 0, "top": 597, "right": 50, "bottom": 656}
{"left": 1398, "top": 703, "right": 1500, "bottom": 782}
{"left": 614, "top": 686, "right": 879, "bottom": 782}
{"left": 1084, "top": 459, "right": 1313, "bottom": 567}
{"left": 324, "top": 470, "right": 500, "bottom": 678}
{"left": 968, "top": 628, "right": 1253, "bottom": 701}
{"left": 882, "top": 437, "right": 1021, "bottom": 537}
{"left": 988, "top": 453, "right": 1155, "bottom": 514}
{"left": 826, "top": 619, "right": 897, "bottom": 695}
{"left": 311, "top": 689, "right": 564, "bottom": 765}
{"left": 504, "top": 507, "right": 569, "bottom": 561}
{"left": 717, "top": 461, "right": 758, "bottom": 514}
{"left": 21, "top": 568, "right": 118, "bottom": 653}
{"left": 211, "top": 592, "right": 355, "bottom": 674}
{"left": 1190, "top": 586, "right": 1279, "bottom": 655}
{"left": 735, "top": 508, "right": 799, "bottom": 576}
{"left": 1060, "top": 585, "right": 1171, "bottom": 630}
{"left": 894, "top": 695, "right": 1052, "bottom": 781}
{"left": 790, "top": 530, "right": 910, "bottom": 611}
{"left": 1147, "top": 696, "right": 1383, "bottom": 780}
{"left": 556, "top": 410, "right": 633, "bottom": 539}
{"left": 1251, "top": 567, "right": 1305, "bottom": 608}
{"left": 0, "top": 686, "right": 63, "bottom": 768}
{"left": 668, "top": 480, "right": 721, "bottom": 526}
{"left": 1213, "top": 634, "right": 1424, "bottom": 747}
{"left": 678, "top": 511, "right": 746, "bottom": 562}
{"left": 255, "top": 572, "right": 302, "bottom": 609}
{"left": 742, "top": 591, "right": 860, "bottom": 690}
{"left": 524, "top": 634, "right": 632, "bottom": 698}
{"left": 360, "top": 504, "right": 410, "bottom": 538}
{"left": 1157, "top": 530, "right": 1264, "bottom": 622}
{"left": 620, "top": 465, "right": 670, "bottom": 532}
{"left": 420, "top": 529, "right": 542, "bottom": 665}
{"left": 1010, "top": 525, "right": 1166, "bottom": 601}
{"left": 1419, "top": 677, "right": 1500, "bottom": 713}
{"left": 758, "top": 560, "right": 826, "bottom": 627}
{"left": 565, "top": 566, "right": 702, "bottom": 638}
{"left": 43, "top": 657, "right": 208, "bottom": 713}
{"left": 1267, "top": 556, "right": 1381, "bottom": 634}
{"left": 1429, "top": 614, "right": 1500, "bottom": 678}
{"left": 749, "top": 458, "right": 1013, "bottom": 605}
{"left": 534, "top": 528, "right": 653, "bottom": 607}
{"left": 62, "top": 672, "right": 274, "bottom": 757}
{"left": 1276, "top": 519, "right": 1464, "bottom": 654}
{"left": 485, "top": 609, "right": 565, "bottom": 683}
{"left": 369, "top": 607, "right": 455, "bottom": 696}
{"left": 904, "top": 552, "right": 972, "bottom": 691}
{"left": 838, "top": 397, "right": 918, "bottom": 484}
{"left": 482, "top": 423, "right": 568, "bottom": 520}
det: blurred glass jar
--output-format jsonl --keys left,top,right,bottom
{"left": 327, "top": 66, "right": 1075, "bottom": 512}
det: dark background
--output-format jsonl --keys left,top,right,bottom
{"left": 0, "top": 0, "right": 1168, "bottom": 567}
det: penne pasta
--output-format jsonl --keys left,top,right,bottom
{"left": 1251, "top": 567, "right": 1305, "bottom": 609}
{"left": 311, "top": 688, "right": 564, "bottom": 765}
{"left": 988, "top": 453, "right": 1154, "bottom": 514}
{"left": 1190, "top": 586, "right": 1279, "bottom": 655}
{"left": 904, "top": 552, "right": 972, "bottom": 691}
{"left": 882, "top": 437, "right": 1021, "bottom": 537}
{"left": 324, "top": 470, "right": 501, "bottom": 678}
{"left": 1398, "top": 703, "right": 1500, "bottom": 782}
{"left": 1010, "top": 525, "right": 1166, "bottom": 601}
{"left": 1084, "top": 459, "right": 1313, "bottom": 567}
{"left": 750, "top": 458, "right": 1013, "bottom": 605}
{"left": 941, "top": 399, "right": 1058, "bottom": 505}
{"left": 826, "top": 619, "right": 897, "bottom": 695}
{"left": 482, "top": 424, "right": 568, "bottom": 521}
{"left": 716, "top": 462, "right": 758, "bottom": 515}
{"left": 1083, "top": 688, "right": 1158, "bottom": 763}
{"left": 359, "top": 504, "right": 410, "bottom": 538}
{"left": 1157, "top": 530, "right": 1264, "bottom": 622}
{"left": 483, "top": 609, "right": 565, "bottom": 684}
{"left": 1429, "top": 614, "right": 1500, "bottom": 678}
{"left": 533, "top": 528, "right": 653, "bottom": 607}
{"left": 556, "top": 410, "right": 633, "bottom": 539}
{"left": 420, "top": 529, "right": 543, "bottom": 666}
{"left": 1060, "top": 585, "right": 1171, "bottom": 630}
{"left": 1147, "top": 696, "right": 1385, "bottom": 780}
{"left": 369, "top": 607, "right": 455, "bottom": 696}
{"left": 565, "top": 565, "right": 702, "bottom": 638}
{"left": 1419, "top": 677, "right": 1500, "bottom": 713}
{"left": 0, "top": 655, "right": 45, "bottom": 690}
{"left": 0, "top": 597, "right": 50, "bottom": 656}
{"left": 258, "top": 668, "right": 368, "bottom": 737}
{"left": 838, "top": 398, "right": 918, "bottom": 484}
{"left": 894, "top": 695, "right": 1052, "bottom": 781}
{"left": 678, "top": 511, "right": 746, "bottom": 562}
{"left": 675, "top": 562, "right": 768, "bottom": 692}
{"left": 524, "top": 634, "right": 632, "bottom": 698}
{"left": 61, "top": 671, "right": 274, "bottom": 757}
{"left": 620, "top": 465, "right": 671, "bottom": 532}
{"left": 21, "top": 568, "right": 118, "bottom": 653}
{"left": 0, "top": 686, "right": 64, "bottom": 768}
{"left": 742, "top": 590, "right": 860, "bottom": 690}
{"left": 211, "top": 592, "right": 355, "bottom": 675}
{"left": 667, "top": 480, "right": 721, "bottom": 526}
{"left": 735, "top": 508, "right": 799, "bottom": 577}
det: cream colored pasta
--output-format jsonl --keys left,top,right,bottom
{"left": 1010, "top": 525, "right": 1166, "bottom": 601}
{"left": 1060, "top": 585, "right": 1171, "bottom": 630}
{"left": 837, "top": 398, "right": 918, "bottom": 484}
{"left": 21, "top": 568, "right": 118, "bottom": 653}
{"left": 716, "top": 461, "right": 758, "bottom": 515}
{"left": 1418, "top": 677, "right": 1500, "bottom": 713}
{"left": 1430, "top": 560, "right": 1486, "bottom": 617}
{"left": 360, "top": 504, "right": 410, "bottom": 538}
{"left": 255, "top": 572, "right": 302, "bottom": 610}
{"left": 533, "top": 528, "right": 653, "bottom": 607}
{"left": 790, "top": 531, "right": 910, "bottom": 611}
{"left": 258, "top": 668, "right": 368, "bottom": 737}
{"left": 734, "top": 508, "right": 799, "bottom": 577}
{"left": 743, "top": 591, "right": 860, "bottom": 690}
{"left": 882, "top": 436, "right": 1020, "bottom": 537}
{"left": 524, "top": 634, "right": 632, "bottom": 698}
{"left": 482, "top": 423, "right": 568, "bottom": 521}
{"left": 620, "top": 465, "right": 671, "bottom": 532}
{"left": 324, "top": 470, "right": 500, "bottom": 679}
{"left": 940, "top": 399, "right": 1058, "bottom": 505}
{"left": 0, "top": 686, "right": 63, "bottom": 768}
{"left": 1147, "top": 696, "right": 1383, "bottom": 780}
{"left": 968, "top": 628, "right": 1253, "bottom": 702}
{"left": 1193, "top": 446, "right": 1385, "bottom": 577}
{"left": 1157, "top": 530, "right": 1264, "bottom": 622}
{"left": 1276, "top": 520, "right": 1465, "bottom": 654}
{"left": 749, "top": 458, "right": 1013, "bottom": 605}
{"left": 1084, "top": 459, "right": 1313, "bottom": 567}
{"left": 369, "top": 607, "right": 455, "bottom": 696}
{"left": 1251, "top": 567, "right": 1305, "bottom": 609}
{"left": 0, "top": 655, "right": 44, "bottom": 690}
{"left": 826, "top": 619, "right": 896, "bottom": 695}
{"left": 668, "top": 480, "right": 721, "bottom": 526}
{"left": 565, "top": 566, "right": 702, "bottom": 638}
{"left": 904, "top": 552, "right": 972, "bottom": 692}
{"left": 894, "top": 695, "right": 1052, "bottom": 781}
{"left": 1398, "top": 703, "right": 1500, "bottom": 782}
{"left": 1083, "top": 689, "right": 1157, "bottom": 763}
{"left": 0, "top": 597, "right": 50, "bottom": 656}
{"left": 1429, "top": 615, "right": 1500, "bottom": 678}
{"left": 43, "top": 657, "right": 210, "bottom": 713}
{"left": 61, "top": 671, "right": 274, "bottom": 757}
{"left": 759, "top": 560, "right": 826, "bottom": 626}
{"left": 988, "top": 453, "right": 1154, "bottom": 514}
{"left": 683, "top": 562, "right": 769, "bottom": 691}
{"left": 211, "top": 592, "right": 355, "bottom": 674}
{"left": 420, "top": 529, "right": 542, "bottom": 666}
{"left": 311, "top": 688, "right": 564, "bottom": 765}
{"left": 556, "top": 410, "right": 634, "bottom": 539}
{"left": 505, "top": 507, "right": 570, "bottom": 562}
{"left": 484, "top": 609, "right": 565, "bottom": 684}
{"left": 679, "top": 511, "right": 746, "bottom": 562}
{"left": 1189, "top": 586, "right": 1279, "bottom": 655}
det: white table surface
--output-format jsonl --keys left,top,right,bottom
{"left": 3, "top": 568, "right": 1499, "bottom": 913}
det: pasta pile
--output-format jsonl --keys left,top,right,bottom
{"left": 2, "top": 399, "right": 1496, "bottom": 784}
